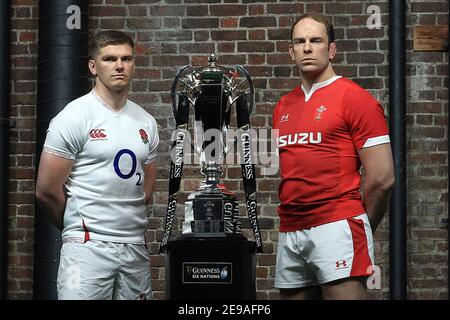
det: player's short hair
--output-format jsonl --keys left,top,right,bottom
{"left": 89, "top": 30, "right": 134, "bottom": 59}
{"left": 290, "top": 13, "right": 335, "bottom": 45}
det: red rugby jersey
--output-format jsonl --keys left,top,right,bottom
{"left": 273, "top": 76, "right": 390, "bottom": 232}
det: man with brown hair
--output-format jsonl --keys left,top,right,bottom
{"left": 36, "top": 30, "right": 159, "bottom": 299}
{"left": 273, "top": 14, "right": 394, "bottom": 299}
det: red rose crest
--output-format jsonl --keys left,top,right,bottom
{"left": 139, "top": 129, "right": 149, "bottom": 144}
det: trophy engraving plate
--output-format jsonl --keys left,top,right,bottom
{"left": 192, "top": 196, "right": 224, "bottom": 234}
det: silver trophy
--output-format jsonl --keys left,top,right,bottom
{"left": 160, "top": 53, "right": 262, "bottom": 253}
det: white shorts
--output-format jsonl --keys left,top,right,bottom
{"left": 57, "top": 239, "right": 152, "bottom": 300}
{"left": 274, "top": 213, "right": 374, "bottom": 289}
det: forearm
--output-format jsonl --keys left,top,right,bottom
{"left": 36, "top": 191, "right": 66, "bottom": 230}
{"left": 357, "top": 144, "right": 395, "bottom": 233}
{"left": 363, "top": 185, "right": 393, "bottom": 233}
{"left": 144, "top": 162, "right": 157, "bottom": 204}
{"left": 144, "top": 180, "right": 156, "bottom": 204}
{"left": 35, "top": 152, "right": 74, "bottom": 230}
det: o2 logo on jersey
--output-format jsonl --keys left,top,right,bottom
{"left": 113, "top": 149, "right": 142, "bottom": 185}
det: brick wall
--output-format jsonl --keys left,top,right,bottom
{"left": 7, "top": 0, "right": 448, "bottom": 300}
{"left": 407, "top": 0, "right": 448, "bottom": 300}
{"left": 9, "top": 0, "right": 38, "bottom": 299}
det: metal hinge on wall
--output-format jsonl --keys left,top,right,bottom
{"left": 441, "top": 218, "right": 448, "bottom": 230}
{"left": 0, "top": 118, "right": 15, "bottom": 128}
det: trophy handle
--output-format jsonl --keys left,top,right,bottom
{"left": 234, "top": 65, "right": 255, "bottom": 115}
{"left": 171, "top": 65, "right": 193, "bottom": 118}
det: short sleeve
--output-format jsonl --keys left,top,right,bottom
{"left": 145, "top": 116, "right": 159, "bottom": 164}
{"left": 343, "top": 88, "right": 390, "bottom": 150}
{"left": 43, "top": 107, "right": 85, "bottom": 159}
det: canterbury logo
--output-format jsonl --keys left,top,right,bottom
{"left": 277, "top": 132, "right": 322, "bottom": 147}
{"left": 89, "top": 129, "right": 107, "bottom": 139}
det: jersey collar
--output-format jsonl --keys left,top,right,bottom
{"left": 91, "top": 89, "right": 128, "bottom": 115}
{"left": 300, "top": 75, "right": 342, "bottom": 102}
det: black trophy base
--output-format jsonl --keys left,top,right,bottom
{"left": 165, "top": 234, "right": 256, "bottom": 300}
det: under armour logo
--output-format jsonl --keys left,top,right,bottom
{"left": 335, "top": 260, "right": 348, "bottom": 269}
{"left": 280, "top": 114, "right": 289, "bottom": 122}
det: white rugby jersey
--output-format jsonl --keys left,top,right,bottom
{"left": 43, "top": 90, "right": 159, "bottom": 244}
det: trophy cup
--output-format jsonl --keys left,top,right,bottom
{"left": 160, "top": 54, "right": 262, "bottom": 300}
